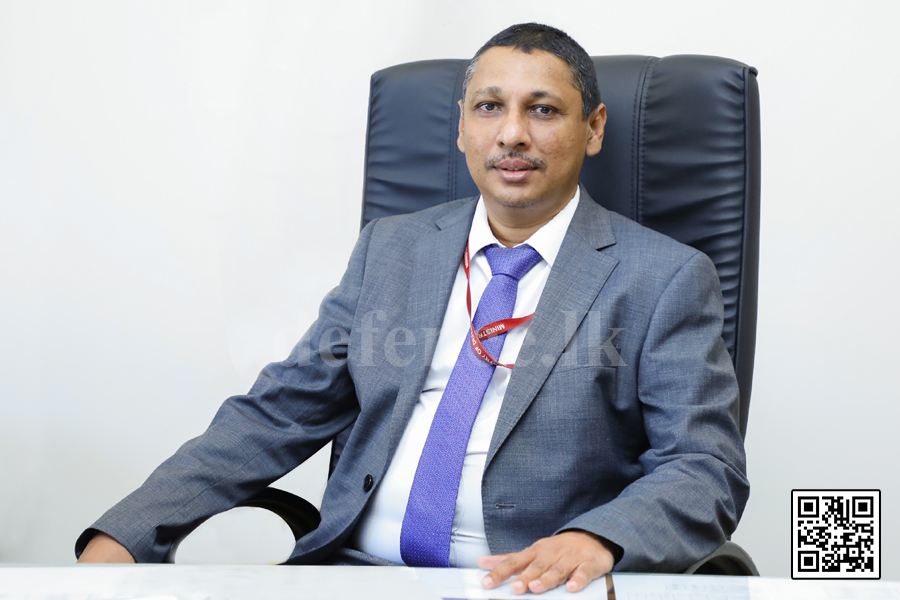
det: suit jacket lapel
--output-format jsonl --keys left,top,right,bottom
{"left": 486, "top": 189, "right": 620, "bottom": 470}
{"left": 385, "top": 199, "right": 477, "bottom": 461}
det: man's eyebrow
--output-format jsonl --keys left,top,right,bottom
{"left": 473, "top": 86, "right": 502, "bottom": 96}
{"left": 529, "top": 89, "right": 565, "bottom": 103}
{"left": 471, "top": 86, "right": 565, "bottom": 104}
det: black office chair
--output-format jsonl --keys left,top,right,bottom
{"left": 170, "top": 55, "right": 761, "bottom": 575}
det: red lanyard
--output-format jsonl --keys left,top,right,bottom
{"left": 464, "top": 242, "right": 535, "bottom": 369}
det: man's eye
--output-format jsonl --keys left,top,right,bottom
{"left": 478, "top": 102, "right": 498, "bottom": 111}
{"left": 534, "top": 106, "right": 556, "bottom": 116}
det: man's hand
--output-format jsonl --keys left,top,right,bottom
{"left": 77, "top": 533, "right": 136, "bottom": 563}
{"left": 478, "top": 531, "right": 614, "bottom": 595}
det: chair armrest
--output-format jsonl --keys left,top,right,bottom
{"left": 236, "top": 487, "right": 321, "bottom": 540}
{"left": 682, "top": 541, "right": 759, "bottom": 575}
{"left": 165, "top": 487, "right": 321, "bottom": 563}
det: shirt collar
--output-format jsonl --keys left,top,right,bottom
{"left": 468, "top": 186, "right": 580, "bottom": 268}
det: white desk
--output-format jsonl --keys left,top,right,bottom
{"left": 1, "top": 566, "right": 899, "bottom": 600}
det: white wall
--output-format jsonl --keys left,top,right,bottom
{"left": 2, "top": 0, "right": 898, "bottom": 578}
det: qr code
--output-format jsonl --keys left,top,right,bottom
{"left": 792, "top": 489, "right": 880, "bottom": 579}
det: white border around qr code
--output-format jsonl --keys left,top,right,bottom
{"left": 792, "top": 489, "right": 880, "bottom": 579}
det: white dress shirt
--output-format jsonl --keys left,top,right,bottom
{"left": 350, "top": 189, "right": 580, "bottom": 567}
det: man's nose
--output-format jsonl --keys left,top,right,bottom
{"left": 497, "top": 111, "right": 530, "bottom": 148}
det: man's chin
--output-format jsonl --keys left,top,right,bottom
{"left": 485, "top": 193, "right": 541, "bottom": 209}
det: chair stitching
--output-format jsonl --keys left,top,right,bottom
{"left": 733, "top": 65, "right": 751, "bottom": 370}
{"left": 360, "top": 72, "right": 379, "bottom": 230}
{"left": 448, "top": 61, "right": 466, "bottom": 203}
{"left": 634, "top": 57, "right": 656, "bottom": 224}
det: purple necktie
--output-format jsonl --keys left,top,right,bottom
{"left": 400, "top": 244, "right": 542, "bottom": 567}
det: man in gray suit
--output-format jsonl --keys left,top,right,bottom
{"left": 78, "top": 23, "right": 748, "bottom": 595}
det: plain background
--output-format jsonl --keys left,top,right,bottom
{"left": 2, "top": 0, "right": 899, "bottom": 578}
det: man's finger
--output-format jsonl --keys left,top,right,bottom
{"left": 511, "top": 558, "right": 556, "bottom": 594}
{"left": 565, "top": 561, "right": 603, "bottom": 593}
{"left": 481, "top": 550, "right": 534, "bottom": 589}
{"left": 476, "top": 554, "right": 508, "bottom": 571}
{"left": 526, "top": 562, "right": 572, "bottom": 594}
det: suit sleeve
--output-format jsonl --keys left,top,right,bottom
{"left": 557, "top": 251, "right": 750, "bottom": 572}
{"left": 75, "top": 220, "right": 379, "bottom": 563}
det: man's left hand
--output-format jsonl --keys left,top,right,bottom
{"left": 478, "top": 531, "right": 615, "bottom": 595}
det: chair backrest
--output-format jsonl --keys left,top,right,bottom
{"left": 358, "top": 55, "right": 760, "bottom": 438}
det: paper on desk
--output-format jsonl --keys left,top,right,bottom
{"left": 0, "top": 565, "right": 440, "bottom": 600}
{"left": 611, "top": 573, "right": 900, "bottom": 599}
{"left": 413, "top": 567, "right": 612, "bottom": 599}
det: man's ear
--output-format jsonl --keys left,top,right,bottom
{"left": 585, "top": 103, "right": 607, "bottom": 157}
{"left": 457, "top": 99, "right": 466, "bottom": 153}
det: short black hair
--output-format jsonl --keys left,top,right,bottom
{"left": 462, "top": 23, "right": 601, "bottom": 121}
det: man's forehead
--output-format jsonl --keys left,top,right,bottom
{"left": 466, "top": 47, "right": 579, "bottom": 97}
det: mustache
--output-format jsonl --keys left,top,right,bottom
{"left": 484, "top": 151, "right": 546, "bottom": 170}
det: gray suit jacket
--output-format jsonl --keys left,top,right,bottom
{"left": 78, "top": 191, "right": 748, "bottom": 572}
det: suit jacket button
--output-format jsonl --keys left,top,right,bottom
{"left": 363, "top": 474, "right": 374, "bottom": 492}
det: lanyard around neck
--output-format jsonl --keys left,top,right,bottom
{"left": 463, "top": 241, "right": 535, "bottom": 369}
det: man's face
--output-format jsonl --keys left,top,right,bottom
{"left": 458, "top": 46, "right": 606, "bottom": 215}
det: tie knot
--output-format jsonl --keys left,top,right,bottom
{"left": 484, "top": 244, "right": 542, "bottom": 281}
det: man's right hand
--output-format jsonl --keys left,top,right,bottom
{"left": 77, "top": 533, "right": 136, "bottom": 563}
